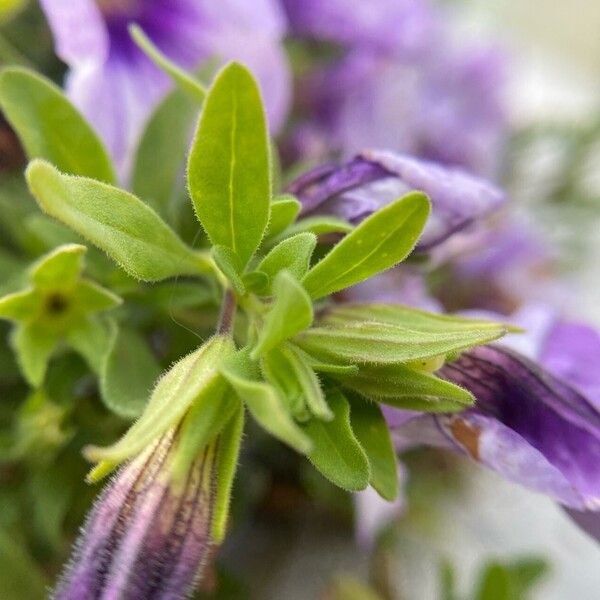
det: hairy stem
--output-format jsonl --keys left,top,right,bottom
{"left": 217, "top": 288, "right": 237, "bottom": 334}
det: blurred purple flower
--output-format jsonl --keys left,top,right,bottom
{"left": 282, "top": 0, "right": 507, "bottom": 177}
{"left": 281, "top": 0, "right": 436, "bottom": 56}
{"left": 354, "top": 465, "right": 406, "bottom": 549}
{"left": 390, "top": 318, "right": 600, "bottom": 513}
{"left": 288, "top": 150, "right": 506, "bottom": 252}
{"left": 40, "top": 0, "right": 290, "bottom": 177}
{"left": 54, "top": 431, "right": 216, "bottom": 600}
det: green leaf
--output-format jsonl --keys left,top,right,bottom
{"left": 70, "top": 280, "right": 122, "bottom": 313}
{"left": 508, "top": 557, "right": 549, "bottom": 594}
{"left": 0, "top": 67, "right": 115, "bottom": 182}
{"left": 85, "top": 335, "right": 235, "bottom": 474}
{"left": 26, "top": 160, "right": 210, "bottom": 281}
{"left": 30, "top": 243, "right": 85, "bottom": 289}
{"left": 265, "top": 194, "right": 301, "bottom": 239}
{"left": 188, "top": 62, "right": 271, "bottom": 267}
{"left": 252, "top": 271, "right": 313, "bottom": 358}
{"left": 132, "top": 87, "right": 199, "bottom": 217}
{"left": 99, "top": 327, "right": 162, "bottom": 419}
{"left": 347, "top": 395, "right": 398, "bottom": 500}
{"left": 301, "top": 388, "right": 370, "bottom": 491}
{"left": 298, "top": 350, "right": 359, "bottom": 375}
{"left": 129, "top": 24, "right": 206, "bottom": 102}
{"left": 257, "top": 232, "right": 316, "bottom": 283}
{"left": 242, "top": 270, "right": 269, "bottom": 294}
{"left": 11, "top": 322, "right": 57, "bottom": 387}
{"left": 295, "top": 320, "right": 505, "bottom": 366}
{"left": 0, "top": 288, "right": 39, "bottom": 321}
{"left": 262, "top": 345, "right": 332, "bottom": 421}
{"left": 286, "top": 215, "right": 353, "bottom": 237}
{"left": 323, "top": 304, "right": 508, "bottom": 334}
{"left": 340, "top": 363, "right": 474, "bottom": 412}
{"left": 302, "top": 193, "right": 429, "bottom": 299}
{"left": 211, "top": 245, "right": 245, "bottom": 295}
{"left": 212, "top": 403, "right": 245, "bottom": 542}
{"left": 66, "top": 317, "right": 114, "bottom": 374}
{"left": 220, "top": 350, "right": 311, "bottom": 454}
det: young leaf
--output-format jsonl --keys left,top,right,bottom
{"left": 99, "top": 327, "right": 162, "bottom": 419}
{"left": 220, "top": 350, "right": 311, "bottom": 454}
{"left": 188, "top": 62, "right": 270, "bottom": 267}
{"left": 295, "top": 321, "right": 506, "bottom": 366}
{"left": 286, "top": 215, "right": 353, "bottom": 237}
{"left": 85, "top": 335, "right": 235, "bottom": 470}
{"left": 0, "top": 67, "right": 115, "bottom": 182}
{"left": 212, "top": 404, "right": 245, "bottom": 542}
{"left": 242, "top": 271, "right": 269, "bottom": 295}
{"left": 211, "top": 245, "right": 245, "bottom": 295}
{"left": 132, "top": 87, "right": 199, "bottom": 217}
{"left": 129, "top": 24, "right": 206, "bottom": 102}
{"left": 257, "top": 232, "right": 316, "bottom": 283}
{"left": 347, "top": 395, "right": 398, "bottom": 500}
{"left": 252, "top": 271, "right": 313, "bottom": 358}
{"left": 262, "top": 345, "right": 332, "bottom": 421}
{"left": 302, "top": 193, "right": 429, "bottom": 299}
{"left": 301, "top": 388, "right": 370, "bottom": 491}
{"left": 26, "top": 160, "right": 210, "bottom": 281}
{"left": 264, "top": 194, "right": 301, "bottom": 239}
{"left": 341, "top": 363, "right": 473, "bottom": 413}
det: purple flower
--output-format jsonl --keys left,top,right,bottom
{"left": 282, "top": 0, "right": 507, "bottom": 177}
{"left": 40, "top": 0, "right": 291, "bottom": 176}
{"left": 391, "top": 336, "right": 600, "bottom": 512}
{"left": 288, "top": 150, "right": 506, "bottom": 252}
{"left": 281, "top": 0, "right": 436, "bottom": 57}
{"left": 54, "top": 430, "right": 217, "bottom": 600}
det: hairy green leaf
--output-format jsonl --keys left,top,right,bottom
{"left": 11, "top": 322, "right": 56, "bottom": 387}
{"left": 211, "top": 245, "right": 245, "bottom": 295}
{"left": 348, "top": 395, "right": 398, "bottom": 500}
{"left": 0, "top": 67, "right": 115, "bottom": 182}
{"left": 188, "top": 62, "right": 270, "bottom": 267}
{"left": 286, "top": 215, "right": 353, "bottom": 237}
{"left": 257, "top": 232, "right": 316, "bottom": 283}
{"left": 302, "top": 193, "right": 429, "bottom": 299}
{"left": 26, "top": 160, "right": 210, "bottom": 281}
{"left": 265, "top": 194, "right": 301, "bottom": 239}
{"left": 30, "top": 243, "right": 85, "bottom": 289}
{"left": 252, "top": 271, "right": 313, "bottom": 358}
{"left": 301, "top": 388, "right": 370, "bottom": 491}
{"left": 340, "top": 363, "right": 474, "bottom": 412}
{"left": 221, "top": 350, "right": 311, "bottom": 453}
{"left": 296, "top": 320, "right": 505, "bottom": 366}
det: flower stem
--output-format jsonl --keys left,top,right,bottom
{"left": 217, "top": 288, "right": 236, "bottom": 334}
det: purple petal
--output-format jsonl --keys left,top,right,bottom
{"left": 541, "top": 322, "right": 600, "bottom": 410}
{"left": 41, "top": 0, "right": 291, "bottom": 178}
{"left": 39, "top": 0, "right": 109, "bottom": 66}
{"left": 564, "top": 508, "right": 600, "bottom": 543}
{"left": 281, "top": 0, "right": 436, "bottom": 56}
{"left": 437, "top": 346, "right": 600, "bottom": 510}
{"left": 288, "top": 151, "right": 506, "bottom": 251}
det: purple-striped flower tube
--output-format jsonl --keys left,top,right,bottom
{"left": 288, "top": 150, "right": 506, "bottom": 252}
{"left": 54, "top": 431, "right": 217, "bottom": 600}
{"left": 40, "top": 0, "right": 290, "bottom": 175}
{"left": 54, "top": 335, "right": 237, "bottom": 599}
